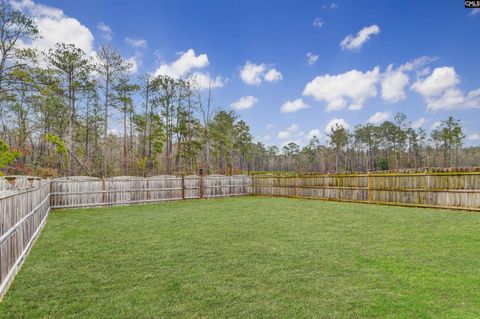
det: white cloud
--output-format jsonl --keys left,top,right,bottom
{"left": 155, "top": 49, "right": 209, "bottom": 78}
{"left": 340, "top": 25, "right": 380, "bottom": 51}
{"left": 97, "top": 22, "right": 112, "bottom": 41}
{"left": 11, "top": 0, "right": 95, "bottom": 54}
{"left": 264, "top": 68, "right": 283, "bottom": 82}
{"left": 325, "top": 118, "right": 350, "bottom": 133}
{"left": 303, "top": 67, "right": 380, "bottom": 111}
{"left": 280, "top": 99, "right": 310, "bottom": 113}
{"left": 277, "top": 126, "right": 321, "bottom": 146}
{"left": 411, "top": 117, "right": 427, "bottom": 129}
{"left": 262, "top": 134, "right": 272, "bottom": 142}
{"left": 240, "top": 61, "right": 282, "bottom": 86}
{"left": 308, "top": 129, "right": 321, "bottom": 139}
{"left": 411, "top": 66, "right": 480, "bottom": 111}
{"left": 469, "top": 8, "right": 480, "bottom": 16}
{"left": 153, "top": 49, "right": 224, "bottom": 90}
{"left": 468, "top": 133, "right": 480, "bottom": 141}
{"left": 322, "top": 2, "right": 338, "bottom": 10}
{"left": 400, "top": 56, "right": 437, "bottom": 72}
{"left": 416, "top": 67, "right": 431, "bottom": 78}
{"left": 266, "top": 124, "right": 274, "bottom": 130}
{"left": 230, "top": 96, "right": 258, "bottom": 110}
{"left": 240, "top": 61, "right": 266, "bottom": 86}
{"left": 381, "top": 64, "right": 409, "bottom": 103}
{"left": 278, "top": 124, "right": 302, "bottom": 139}
{"left": 126, "top": 56, "right": 139, "bottom": 73}
{"left": 125, "top": 37, "right": 147, "bottom": 48}
{"left": 189, "top": 72, "right": 225, "bottom": 90}
{"left": 313, "top": 17, "right": 324, "bottom": 28}
{"left": 368, "top": 111, "right": 390, "bottom": 124}
{"left": 380, "top": 56, "right": 437, "bottom": 103}
{"left": 411, "top": 67, "right": 459, "bottom": 97}
{"left": 306, "top": 52, "right": 319, "bottom": 66}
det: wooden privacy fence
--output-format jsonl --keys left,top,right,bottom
{"left": 251, "top": 172, "right": 480, "bottom": 211}
{"left": 50, "top": 175, "right": 252, "bottom": 208}
{"left": 0, "top": 177, "right": 50, "bottom": 299}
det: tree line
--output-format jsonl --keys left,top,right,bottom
{"left": 0, "top": 1, "right": 478, "bottom": 177}
{"left": 262, "top": 114, "right": 471, "bottom": 174}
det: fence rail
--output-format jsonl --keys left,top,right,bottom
{"left": 0, "top": 177, "right": 51, "bottom": 300}
{"left": 251, "top": 172, "right": 480, "bottom": 211}
{"left": 50, "top": 175, "right": 252, "bottom": 208}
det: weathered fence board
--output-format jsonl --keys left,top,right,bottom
{"left": 50, "top": 175, "right": 252, "bottom": 208}
{"left": 251, "top": 172, "right": 480, "bottom": 210}
{"left": 0, "top": 178, "right": 50, "bottom": 299}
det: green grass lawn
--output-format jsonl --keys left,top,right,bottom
{"left": 1, "top": 197, "right": 480, "bottom": 318}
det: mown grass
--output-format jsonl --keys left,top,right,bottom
{"left": 1, "top": 197, "right": 480, "bottom": 318}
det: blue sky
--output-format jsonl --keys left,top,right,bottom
{"left": 14, "top": 0, "right": 480, "bottom": 146}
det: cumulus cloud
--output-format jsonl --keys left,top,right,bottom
{"left": 468, "top": 133, "right": 480, "bottom": 141}
{"left": 411, "top": 117, "right": 427, "bottom": 129}
{"left": 277, "top": 125, "right": 322, "bottom": 146}
{"left": 230, "top": 96, "right": 258, "bottom": 110}
{"left": 264, "top": 68, "right": 283, "bottom": 82}
{"left": 303, "top": 67, "right": 380, "bottom": 111}
{"left": 380, "top": 56, "right": 437, "bottom": 103}
{"left": 190, "top": 72, "right": 225, "bottom": 89}
{"left": 368, "top": 111, "right": 390, "bottom": 124}
{"left": 125, "top": 37, "right": 147, "bottom": 48}
{"left": 308, "top": 129, "right": 322, "bottom": 139}
{"left": 240, "top": 61, "right": 266, "bottom": 85}
{"left": 97, "top": 22, "right": 112, "bottom": 41}
{"left": 278, "top": 124, "right": 302, "bottom": 139}
{"left": 303, "top": 56, "right": 437, "bottom": 110}
{"left": 126, "top": 56, "right": 139, "bottom": 73}
{"left": 325, "top": 118, "right": 350, "bottom": 133}
{"left": 240, "top": 61, "right": 282, "bottom": 85}
{"left": 411, "top": 66, "right": 480, "bottom": 111}
{"left": 306, "top": 52, "right": 319, "bottom": 66}
{"left": 154, "top": 49, "right": 224, "bottom": 89}
{"left": 411, "top": 67, "right": 459, "bottom": 96}
{"left": 381, "top": 65, "right": 409, "bottom": 103}
{"left": 155, "top": 49, "right": 208, "bottom": 78}
{"left": 10, "top": 0, "right": 95, "bottom": 54}
{"left": 340, "top": 25, "right": 380, "bottom": 51}
{"left": 280, "top": 99, "right": 310, "bottom": 113}
{"left": 313, "top": 17, "right": 324, "bottom": 28}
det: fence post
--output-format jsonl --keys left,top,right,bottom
{"left": 49, "top": 178, "right": 53, "bottom": 207}
{"left": 102, "top": 177, "right": 106, "bottom": 205}
{"left": 294, "top": 175, "right": 299, "bottom": 198}
{"left": 145, "top": 177, "right": 149, "bottom": 202}
{"left": 199, "top": 169, "right": 204, "bottom": 199}
{"left": 181, "top": 175, "right": 185, "bottom": 200}
{"left": 5, "top": 176, "right": 15, "bottom": 189}
{"left": 425, "top": 170, "right": 431, "bottom": 206}
{"left": 367, "top": 171, "right": 372, "bottom": 202}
